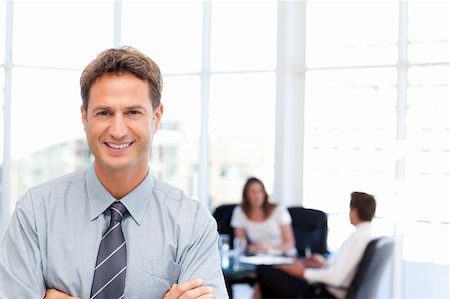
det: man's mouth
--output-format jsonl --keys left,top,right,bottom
{"left": 105, "top": 142, "right": 133, "bottom": 149}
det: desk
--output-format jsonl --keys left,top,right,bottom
{"left": 221, "top": 253, "right": 296, "bottom": 298}
{"left": 221, "top": 255, "right": 257, "bottom": 299}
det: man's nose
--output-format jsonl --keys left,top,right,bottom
{"left": 109, "top": 114, "right": 128, "bottom": 139}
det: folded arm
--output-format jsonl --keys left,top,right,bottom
{"left": 46, "top": 279, "right": 213, "bottom": 299}
{"left": 177, "top": 213, "right": 228, "bottom": 299}
{"left": 164, "top": 279, "right": 214, "bottom": 299}
{"left": 0, "top": 197, "right": 46, "bottom": 298}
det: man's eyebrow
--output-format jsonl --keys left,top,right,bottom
{"left": 90, "top": 105, "right": 147, "bottom": 112}
{"left": 91, "top": 106, "right": 111, "bottom": 112}
{"left": 126, "top": 105, "right": 147, "bottom": 111}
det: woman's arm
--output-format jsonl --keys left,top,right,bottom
{"left": 234, "top": 227, "right": 247, "bottom": 240}
{"left": 247, "top": 223, "right": 296, "bottom": 254}
{"left": 277, "top": 223, "right": 296, "bottom": 252}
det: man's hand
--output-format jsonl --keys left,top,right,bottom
{"left": 303, "top": 253, "right": 326, "bottom": 268}
{"left": 45, "top": 289, "right": 81, "bottom": 299}
{"left": 277, "top": 259, "right": 305, "bottom": 278}
{"left": 163, "top": 278, "right": 214, "bottom": 299}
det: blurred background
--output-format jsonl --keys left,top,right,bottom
{"left": 0, "top": 0, "right": 448, "bottom": 298}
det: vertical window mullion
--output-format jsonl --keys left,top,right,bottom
{"left": 396, "top": 1, "right": 408, "bottom": 181}
{"left": 274, "top": 1, "right": 307, "bottom": 207}
{"left": 113, "top": 1, "right": 122, "bottom": 47}
{"left": 392, "top": 3, "right": 409, "bottom": 299}
{"left": 1, "top": 0, "right": 14, "bottom": 237}
{"left": 198, "top": 1, "right": 212, "bottom": 208}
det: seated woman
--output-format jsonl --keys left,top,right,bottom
{"left": 231, "top": 177, "right": 296, "bottom": 255}
{"left": 231, "top": 177, "right": 296, "bottom": 298}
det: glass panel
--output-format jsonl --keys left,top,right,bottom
{"left": 402, "top": 221, "right": 450, "bottom": 299}
{"left": 209, "top": 73, "right": 275, "bottom": 206}
{"left": 303, "top": 68, "right": 397, "bottom": 217}
{"left": 0, "top": 1, "right": 5, "bottom": 63}
{"left": 10, "top": 68, "right": 90, "bottom": 202}
{"left": 151, "top": 75, "right": 201, "bottom": 198}
{"left": 405, "top": 65, "right": 450, "bottom": 222}
{"left": 409, "top": 2, "right": 450, "bottom": 63}
{"left": 13, "top": 2, "right": 113, "bottom": 68}
{"left": 0, "top": 69, "right": 4, "bottom": 208}
{"left": 0, "top": 69, "right": 4, "bottom": 164}
{"left": 210, "top": 1, "right": 277, "bottom": 71}
{"left": 405, "top": 6, "right": 450, "bottom": 297}
{"left": 306, "top": 2, "right": 398, "bottom": 67}
{"left": 121, "top": 2, "right": 202, "bottom": 74}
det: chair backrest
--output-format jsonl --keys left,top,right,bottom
{"left": 287, "top": 207, "right": 328, "bottom": 256}
{"left": 346, "top": 237, "right": 394, "bottom": 299}
{"left": 212, "top": 204, "right": 238, "bottom": 245}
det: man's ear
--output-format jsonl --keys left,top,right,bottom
{"left": 81, "top": 105, "right": 87, "bottom": 132}
{"left": 153, "top": 104, "right": 164, "bottom": 131}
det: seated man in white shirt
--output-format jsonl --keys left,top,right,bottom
{"left": 256, "top": 191, "right": 377, "bottom": 299}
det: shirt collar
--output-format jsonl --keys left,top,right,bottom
{"left": 355, "top": 221, "right": 372, "bottom": 231}
{"left": 86, "top": 163, "right": 153, "bottom": 225}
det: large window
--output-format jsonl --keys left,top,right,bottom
{"left": 209, "top": 73, "right": 276, "bottom": 203}
{"left": 303, "top": 1, "right": 399, "bottom": 249}
{"left": 121, "top": 2, "right": 204, "bottom": 197}
{"left": 303, "top": 2, "right": 449, "bottom": 297}
{"left": 10, "top": 68, "right": 89, "bottom": 201}
{"left": 0, "top": 69, "right": 4, "bottom": 207}
{"left": 8, "top": 2, "right": 113, "bottom": 206}
{"left": 0, "top": 1, "right": 5, "bottom": 63}
{"left": 209, "top": 1, "right": 277, "bottom": 204}
{"left": 0, "top": 0, "right": 7, "bottom": 226}
{"left": 121, "top": 2, "right": 203, "bottom": 74}
{"left": 403, "top": 3, "right": 450, "bottom": 284}
{"left": 13, "top": 2, "right": 113, "bottom": 69}
{"left": 120, "top": 1, "right": 278, "bottom": 205}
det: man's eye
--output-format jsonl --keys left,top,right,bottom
{"left": 97, "top": 111, "right": 109, "bottom": 116}
{"left": 128, "top": 110, "right": 141, "bottom": 115}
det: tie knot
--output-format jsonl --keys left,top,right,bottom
{"left": 109, "top": 201, "right": 128, "bottom": 223}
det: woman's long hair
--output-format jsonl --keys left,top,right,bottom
{"left": 241, "top": 177, "right": 276, "bottom": 219}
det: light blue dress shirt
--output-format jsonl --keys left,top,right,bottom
{"left": 0, "top": 165, "right": 228, "bottom": 298}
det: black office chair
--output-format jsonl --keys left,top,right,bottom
{"left": 212, "top": 204, "right": 238, "bottom": 247}
{"left": 287, "top": 207, "right": 328, "bottom": 257}
{"left": 346, "top": 236, "right": 394, "bottom": 298}
{"left": 212, "top": 203, "right": 250, "bottom": 299}
{"left": 310, "top": 236, "right": 394, "bottom": 299}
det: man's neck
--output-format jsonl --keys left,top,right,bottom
{"left": 95, "top": 163, "right": 148, "bottom": 199}
{"left": 354, "top": 220, "right": 370, "bottom": 228}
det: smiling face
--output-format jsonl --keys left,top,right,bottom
{"left": 81, "top": 72, "right": 163, "bottom": 177}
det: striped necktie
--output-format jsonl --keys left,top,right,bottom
{"left": 90, "top": 201, "right": 128, "bottom": 299}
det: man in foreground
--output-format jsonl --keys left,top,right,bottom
{"left": 0, "top": 47, "right": 227, "bottom": 298}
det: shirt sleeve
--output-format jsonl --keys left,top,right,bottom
{"left": 177, "top": 205, "right": 228, "bottom": 299}
{"left": 303, "top": 231, "right": 368, "bottom": 287}
{"left": 277, "top": 206, "right": 292, "bottom": 225}
{"left": 0, "top": 193, "right": 46, "bottom": 298}
{"left": 230, "top": 205, "right": 245, "bottom": 228}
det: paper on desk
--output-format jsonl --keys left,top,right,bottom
{"left": 238, "top": 254, "right": 295, "bottom": 265}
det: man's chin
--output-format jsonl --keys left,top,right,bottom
{"left": 95, "top": 159, "right": 134, "bottom": 173}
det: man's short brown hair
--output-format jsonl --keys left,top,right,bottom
{"left": 350, "top": 192, "right": 376, "bottom": 221}
{"left": 80, "top": 46, "right": 163, "bottom": 110}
